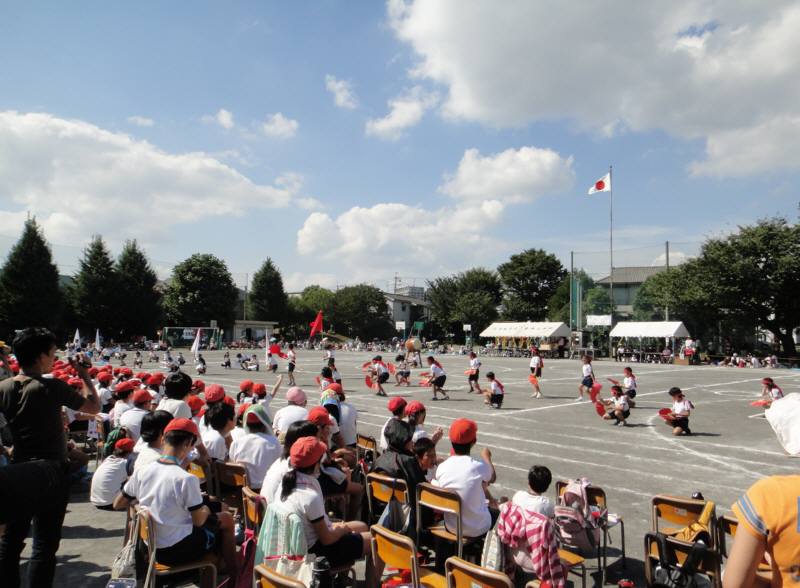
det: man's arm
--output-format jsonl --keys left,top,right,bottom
{"left": 480, "top": 447, "right": 497, "bottom": 484}
{"left": 71, "top": 354, "right": 101, "bottom": 415}
{"left": 269, "top": 375, "right": 283, "bottom": 399}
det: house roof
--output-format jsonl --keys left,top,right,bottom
{"left": 596, "top": 266, "right": 666, "bottom": 285}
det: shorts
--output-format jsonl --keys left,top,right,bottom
{"left": 378, "top": 372, "right": 390, "bottom": 384}
{"left": 612, "top": 409, "right": 631, "bottom": 421}
{"left": 432, "top": 375, "right": 446, "bottom": 388}
{"left": 319, "top": 471, "right": 348, "bottom": 496}
{"left": 269, "top": 364, "right": 278, "bottom": 373}
{"left": 672, "top": 417, "right": 690, "bottom": 433}
{"left": 156, "top": 524, "right": 218, "bottom": 566}
{"left": 530, "top": 367, "right": 542, "bottom": 378}
{"left": 398, "top": 370, "right": 411, "bottom": 378}
{"left": 490, "top": 393, "right": 504, "bottom": 408}
{"left": 468, "top": 370, "right": 479, "bottom": 382}
{"left": 626, "top": 389, "right": 637, "bottom": 399}
{"left": 309, "top": 532, "right": 363, "bottom": 567}
{"left": 581, "top": 376, "right": 594, "bottom": 388}
{"left": 288, "top": 362, "right": 296, "bottom": 373}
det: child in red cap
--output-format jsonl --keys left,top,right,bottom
{"left": 90, "top": 438, "right": 134, "bottom": 510}
{"left": 379, "top": 397, "right": 407, "bottom": 451}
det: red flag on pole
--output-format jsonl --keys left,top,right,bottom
{"left": 309, "top": 311, "right": 324, "bottom": 337}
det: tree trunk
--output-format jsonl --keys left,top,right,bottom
{"left": 775, "top": 328, "right": 797, "bottom": 357}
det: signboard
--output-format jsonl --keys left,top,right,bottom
{"left": 182, "top": 328, "right": 196, "bottom": 339}
{"left": 586, "top": 314, "right": 612, "bottom": 327}
{"left": 413, "top": 321, "right": 425, "bottom": 331}
{"left": 395, "top": 321, "right": 406, "bottom": 330}
{"left": 462, "top": 324, "right": 472, "bottom": 332}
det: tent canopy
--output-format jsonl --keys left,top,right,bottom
{"left": 609, "top": 321, "right": 690, "bottom": 339}
{"left": 479, "top": 322, "right": 571, "bottom": 339}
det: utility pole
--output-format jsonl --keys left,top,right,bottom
{"left": 665, "top": 241, "right": 670, "bottom": 321}
{"left": 243, "top": 273, "right": 248, "bottom": 321}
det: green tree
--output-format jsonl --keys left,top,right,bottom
{"left": 330, "top": 284, "right": 392, "bottom": 339}
{"left": 163, "top": 254, "right": 238, "bottom": 328}
{"left": 426, "top": 268, "right": 502, "bottom": 342}
{"left": 450, "top": 291, "right": 498, "bottom": 337}
{"left": 0, "top": 219, "right": 63, "bottom": 334}
{"left": 547, "top": 271, "right": 594, "bottom": 322}
{"left": 115, "top": 240, "right": 162, "bottom": 338}
{"left": 584, "top": 286, "right": 611, "bottom": 316}
{"left": 248, "top": 258, "right": 288, "bottom": 323}
{"left": 498, "top": 248, "right": 566, "bottom": 320}
{"left": 68, "top": 236, "right": 119, "bottom": 335}
{"left": 425, "top": 276, "right": 460, "bottom": 339}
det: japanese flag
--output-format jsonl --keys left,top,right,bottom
{"left": 588, "top": 173, "right": 611, "bottom": 194}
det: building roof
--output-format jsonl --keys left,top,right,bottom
{"left": 479, "top": 322, "right": 571, "bottom": 338}
{"left": 382, "top": 292, "right": 431, "bottom": 306}
{"left": 596, "top": 266, "right": 666, "bottom": 285}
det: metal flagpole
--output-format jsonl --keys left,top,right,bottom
{"left": 609, "top": 165, "right": 614, "bottom": 358}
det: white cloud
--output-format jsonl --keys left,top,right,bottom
{"left": 0, "top": 111, "right": 318, "bottom": 243}
{"left": 440, "top": 146, "right": 574, "bottom": 204}
{"left": 388, "top": 0, "right": 800, "bottom": 175}
{"left": 325, "top": 75, "right": 359, "bottom": 110}
{"left": 203, "top": 108, "right": 235, "bottom": 129}
{"left": 127, "top": 115, "right": 154, "bottom": 127}
{"left": 284, "top": 272, "right": 338, "bottom": 292}
{"left": 262, "top": 113, "right": 299, "bottom": 139}
{"left": 365, "top": 86, "right": 438, "bottom": 140}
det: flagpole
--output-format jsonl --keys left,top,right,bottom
{"left": 609, "top": 165, "right": 614, "bottom": 359}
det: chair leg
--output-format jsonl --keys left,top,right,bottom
{"left": 619, "top": 520, "right": 626, "bottom": 568}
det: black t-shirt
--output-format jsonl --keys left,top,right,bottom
{"left": 0, "top": 375, "right": 85, "bottom": 463}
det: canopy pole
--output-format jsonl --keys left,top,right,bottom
{"left": 609, "top": 164, "right": 614, "bottom": 359}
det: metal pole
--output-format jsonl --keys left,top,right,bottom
{"left": 665, "top": 241, "right": 670, "bottom": 321}
{"left": 609, "top": 165, "right": 614, "bottom": 358}
{"left": 569, "top": 251, "right": 574, "bottom": 331}
{"left": 243, "top": 273, "right": 248, "bottom": 321}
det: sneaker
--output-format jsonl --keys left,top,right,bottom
{"left": 442, "top": 395, "right": 450, "bottom": 400}
{"left": 575, "top": 396, "right": 584, "bottom": 401}
{"left": 431, "top": 396, "right": 438, "bottom": 401}
{"left": 616, "top": 421, "right": 626, "bottom": 427}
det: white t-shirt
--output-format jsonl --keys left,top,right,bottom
{"left": 379, "top": 416, "right": 398, "bottom": 451}
{"left": 511, "top": 490, "right": 555, "bottom": 519}
{"left": 119, "top": 407, "right": 149, "bottom": 441}
{"left": 202, "top": 429, "right": 228, "bottom": 461}
{"left": 274, "top": 471, "right": 328, "bottom": 547}
{"left": 112, "top": 401, "right": 132, "bottom": 428}
{"left": 672, "top": 399, "right": 692, "bottom": 416}
{"left": 490, "top": 381, "right": 504, "bottom": 396}
{"left": 272, "top": 405, "right": 309, "bottom": 435}
{"left": 90, "top": 455, "right": 130, "bottom": 507}
{"left": 338, "top": 402, "right": 358, "bottom": 446}
{"left": 769, "top": 386, "right": 784, "bottom": 401}
{"left": 374, "top": 362, "right": 388, "bottom": 375}
{"left": 230, "top": 426, "right": 246, "bottom": 444}
{"left": 529, "top": 356, "right": 542, "bottom": 369}
{"left": 412, "top": 425, "right": 429, "bottom": 443}
{"left": 433, "top": 455, "right": 493, "bottom": 537}
{"left": 623, "top": 376, "right": 637, "bottom": 391}
{"left": 287, "top": 350, "right": 297, "bottom": 364}
{"left": 156, "top": 397, "right": 192, "bottom": 420}
{"left": 613, "top": 396, "right": 629, "bottom": 411}
{"left": 430, "top": 364, "right": 446, "bottom": 378}
{"left": 581, "top": 364, "right": 593, "bottom": 378}
{"left": 260, "top": 457, "right": 290, "bottom": 502}
{"left": 469, "top": 358, "right": 481, "bottom": 370}
{"left": 134, "top": 445, "right": 162, "bottom": 473}
{"left": 229, "top": 432, "right": 281, "bottom": 490}
{"left": 98, "top": 386, "right": 113, "bottom": 407}
{"left": 123, "top": 460, "right": 203, "bottom": 548}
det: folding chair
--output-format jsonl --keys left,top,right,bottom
{"left": 213, "top": 461, "right": 249, "bottom": 514}
{"left": 644, "top": 534, "right": 721, "bottom": 588}
{"left": 444, "top": 556, "right": 513, "bottom": 588}
{"left": 717, "top": 514, "right": 773, "bottom": 583}
{"left": 651, "top": 495, "right": 717, "bottom": 549}
{"left": 242, "top": 486, "right": 267, "bottom": 535}
{"left": 356, "top": 433, "right": 379, "bottom": 461}
{"left": 136, "top": 507, "right": 218, "bottom": 588}
{"left": 366, "top": 472, "right": 410, "bottom": 522}
{"left": 556, "top": 480, "right": 626, "bottom": 572}
{"left": 416, "top": 482, "right": 478, "bottom": 560}
{"left": 254, "top": 563, "right": 305, "bottom": 588}
{"left": 371, "top": 524, "right": 446, "bottom": 588}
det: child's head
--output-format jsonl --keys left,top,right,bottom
{"left": 395, "top": 354, "right": 404, "bottom": 362}
{"left": 404, "top": 401, "right": 426, "bottom": 426}
{"left": 414, "top": 437, "right": 436, "bottom": 470}
{"left": 373, "top": 355, "right": 382, "bottom": 362}
{"left": 527, "top": 465, "right": 552, "bottom": 494}
{"left": 762, "top": 377, "right": 774, "bottom": 387}
{"left": 611, "top": 385, "right": 623, "bottom": 397}
{"left": 582, "top": 355, "right": 592, "bottom": 364}
{"left": 320, "top": 366, "right": 333, "bottom": 379}
{"left": 486, "top": 371, "right": 496, "bottom": 381}
{"left": 388, "top": 397, "right": 407, "bottom": 417}
{"left": 668, "top": 387, "right": 684, "bottom": 399}
{"left": 206, "top": 402, "right": 235, "bottom": 433}
{"left": 449, "top": 418, "right": 477, "bottom": 455}
{"left": 113, "top": 438, "right": 136, "bottom": 458}
{"left": 288, "top": 343, "right": 294, "bottom": 350}
{"left": 164, "top": 371, "right": 192, "bottom": 400}
{"left": 426, "top": 356, "right": 435, "bottom": 365}
{"left": 623, "top": 366, "right": 633, "bottom": 376}
{"left": 469, "top": 351, "right": 476, "bottom": 358}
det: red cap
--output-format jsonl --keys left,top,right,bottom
{"left": 239, "top": 379, "right": 254, "bottom": 392}
{"left": 187, "top": 395, "right": 205, "bottom": 413}
{"left": 68, "top": 377, "right": 83, "bottom": 389}
{"left": 115, "top": 438, "right": 136, "bottom": 453}
{"left": 140, "top": 374, "right": 151, "bottom": 384}
{"left": 113, "top": 367, "right": 122, "bottom": 376}
{"left": 290, "top": 437, "right": 327, "bottom": 468}
{"left": 164, "top": 417, "right": 200, "bottom": 438}
{"left": 148, "top": 372, "right": 165, "bottom": 384}
{"left": 191, "top": 379, "right": 205, "bottom": 392}
{"left": 246, "top": 411, "right": 262, "bottom": 425}
{"left": 387, "top": 397, "right": 407, "bottom": 413}
{"left": 114, "top": 381, "right": 135, "bottom": 394}
{"left": 97, "top": 372, "right": 113, "bottom": 384}
{"left": 252, "top": 383, "right": 267, "bottom": 397}
{"left": 205, "top": 384, "right": 225, "bottom": 403}
{"left": 237, "top": 402, "right": 251, "bottom": 417}
{"left": 128, "top": 378, "right": 142, "bottom": 387}
{"left": 133, "top": 389, "right": 153, "bottom": 405}
{"left": 88, "top": 367, "right": 99, "bottom": 377}
{"left": 404, "top": 400, "right": 426, "bottom": 416}
{"left": 327, "top": 383, "right": 343, "bottom": 395}
{"left": 223, "top": 396, "right": 236, "bottom": 407}
{"left": 135, "top": 372, "right": 149, "bottom": 380}
{"left": 121, "top": 367, "right": 133, "bottom": 376}
{"left": 449, "top": 418, "right": 478, "bottom": 445}
{"left": 308, "top": 406, "right": 333, "bottom": 427}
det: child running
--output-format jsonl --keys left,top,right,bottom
{"left": 467, "top": 351, "right": 483, "bottom": 394}
{"left": 286, "top": 343, "right": 297, "bottom": 386}
{"left": 577, "top": 355, "right": 595, "bottom": 401}
{"left": 486, "top": 371, "right": 504, "bottom": 409}
{"left": 394, "top": 354, "right": 411, "bottom": 386}
{"left": 427, "top": 356, "right": 449, "bottom": 401}
{"left": 601, "top": 385, "right": 630, "bottom": 426}
{"left": 371, "top": 355, "right": 390, "bottom": 397}
{"left": 529, "top": 348, "right": 543, "bottom": 398}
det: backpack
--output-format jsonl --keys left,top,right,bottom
{"left": 554, "top": 478, "right": 603, "bottom": 555}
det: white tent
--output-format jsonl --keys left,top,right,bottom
{"left": 479, "top": 322, "right": 571, "bottom": 338}
{"left": 609, "top": 321, "right": 690, "bottom": 339}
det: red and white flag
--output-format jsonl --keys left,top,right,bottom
{"left": 588, "top": 173, "right": 611, "bottom": 194}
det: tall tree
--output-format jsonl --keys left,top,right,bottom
{"left": 163, "top": 254, "right": 238, "bottom": 328}
{"left": 248, "top": 258, "right": 288, "bottom": 323}
{"left": 547, "top": 271, "right": 593, "bottom": 323}
{"left": 68, "top": 236, "right": 119, "bottom": 335}
{"left": 426, "top": 268, "right": 502, "bottom": 342}
{"left": 330, "top": 284, "right": 393, "bottom": 340}
{"left": 115, "top": 240, "right": 162, "bottom": 338}
{"left": 498, "top": 248, "right": 566, "bottom": 320}
{"left": 0, "top": 219, "right": 63, "bottom": 334}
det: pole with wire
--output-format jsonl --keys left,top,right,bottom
{"left": 608, "top": 165, "right": 614, "bottom": 358}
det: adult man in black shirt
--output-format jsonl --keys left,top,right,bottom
{"left": 0, "top": 327, "right": 100, "bottom": 587}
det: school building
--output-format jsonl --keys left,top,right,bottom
{"left": 595, "top": 266, "right": 667, "bottom": 317}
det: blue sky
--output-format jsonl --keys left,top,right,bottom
{"left": 1, "top": 1, "right": 798, "bottom": 292}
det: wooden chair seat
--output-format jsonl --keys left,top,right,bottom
{"left": 419, "top": 568, "right": 447, "bottom": 588}
{"left": 154, "top": 552, "right": 219, "bottom": 572}
{"left": 428, "top": 523, "right": 476, "bottom": 544}
{"left": 558, "top": 549, "right": 585, "bottom": 568}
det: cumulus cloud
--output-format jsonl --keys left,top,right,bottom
{"left": 440, "top": 146, "right": 574, "bottom": 204}
{"left": 388, "top": 0, "right": 800, "bottom": 175}
{"left": 202, "top": 108, "right": 235, "bottom": 129}
{"left": 365, "top": 86, "right": 438, "bottom": 140}
{"left": 0, "top": 111, "right": 317, "bottom": 244}
{"left": 262, "top": 113, "right": 299, "bottom": 138}
{"left": 127, "top": 115, "right": 154, "bottom": 127}
{"left": 325, "top": 75, "right": 359, "bottom": 109}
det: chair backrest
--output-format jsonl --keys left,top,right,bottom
{"left": 556, "top": 480, "right": 608, "bottom": 509}
{"left": 651, "top": 495, "right": 717, "bottom": 547}
{"left": 136, "top": 507, "right": 157, "bottom": 587}
{"left": 371, "top": 524, "right": 421, "bottom": 584}
{"left": 644, "top": 534, "right": 722, "bottom": 588}
{"left": 255, "top": 501, "right": 309, "bottom": 566}
{"left": 254, "top": 563, "right": 306, "bottom": 588}
{"left": 417, "top": 482, "right": 463, "bottom": 545}
{"left": 213, "top": 461, "right": 249, "bottom": 512}
{"left": 717, "top": 515, "right": 737, "bottom": 559}
{"left": 445, "top": 556, "right": 514, "bottom": 588}
{"left": 366, "top": 473, "right": 410, "bottom": 520}
{"left": 356, "top": 434, "right": 378, "bottom": 460}
{"left": 243, "top": 486, "right": 266, "bottom": 534}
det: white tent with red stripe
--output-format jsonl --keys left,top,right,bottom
{"left": 609, "top": 321, "right": 690, "bottom": 339}
{"left": 479, "top": 321, "right": 571, "bottom": 339}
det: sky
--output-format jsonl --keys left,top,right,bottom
{"left": 1, "top": 1, "right": 799, "bottom": 292}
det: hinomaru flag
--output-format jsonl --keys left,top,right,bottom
{"left": 587, "top": 173, "right": 611, "bottom": 195}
